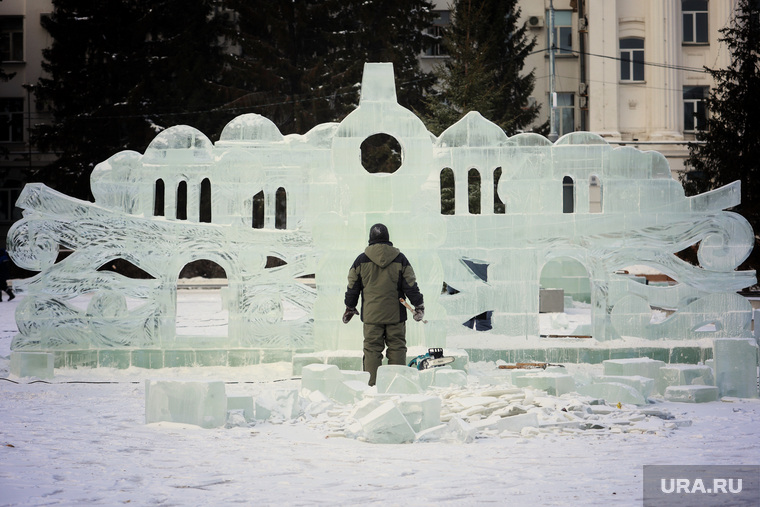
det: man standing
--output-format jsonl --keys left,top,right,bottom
{"left": 343, "top": 224, "right": 424, "bottom": 386}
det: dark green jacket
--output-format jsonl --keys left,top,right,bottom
{"left": 344, "top": 242, "right": 423, "bottom": 324}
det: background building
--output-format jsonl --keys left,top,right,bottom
{"left": 0, "top": 0, "right": 54, "bottom": 248}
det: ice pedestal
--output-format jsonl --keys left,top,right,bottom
{"left": 576, "top": 382, "right": 647, "bottom": 406}
{"left": 664, "top": 385, "right": 719, "bottom": 403}
{"left": 713, "top": 338, "right": 759, "bottom": 398}
{"left": 10, "top": 352, "right": 54, "bottom": 379}
{"left": 656, "top": 364, "right": 714, "bottom": 395}
{"left": 145, "top": 380, "right": 227, "bottom": 428}
{"left": 603, "top": 358, "right": 666, "bottom": 380}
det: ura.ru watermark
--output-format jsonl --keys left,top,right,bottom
{"left": 643, "top": 465, "right": 759, "bottom": 506}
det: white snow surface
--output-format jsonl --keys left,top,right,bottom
{"left": 2, "top": 290, "right": 760, "bottom": 506}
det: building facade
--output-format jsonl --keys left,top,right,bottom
{"left": 424, "top": 0, "right": 737, "bottom": 178}
{"left": 0, "top": 0, "right": 55, "bottom": 248}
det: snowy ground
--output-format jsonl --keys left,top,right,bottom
{"left": 1, "top": 290, "right": 760, "bottom": 506}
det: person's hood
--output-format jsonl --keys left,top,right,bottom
{"left": 364, "top": 243, "right": 400, "bottom": 269}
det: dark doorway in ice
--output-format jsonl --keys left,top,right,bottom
{"left": 361, "top": 133, "right": 402, "bottom": 174}
{"left": 176, "top": 259, "right": 228, "bottom": 336}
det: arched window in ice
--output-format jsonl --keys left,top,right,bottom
{"left": 468, "top": 168, "right": 481, "bottom": 215}
{"left": 440, "top": 168, "right": 454, "bottom": 215}
{"left": 275, "top": 187, "right": 287, "bottom": 230}
{"left": 200, "top": 178, "right": 211, "bottom": 223}
{"left": 252, "top": 190, "right": 265, "bottom": 229}
{"left": 494, "top": 167, "right": 505, "bottom": 214}
{"left": 154, "top": 179, "right": 165, "bottom": 216}
{"left": 562, "top": 176, "right": 574, "bottom": 214}
{"left": 589, "top": 175, "right": 602, "bottom": 213}
{"left": 176, "top": 181, "right": 188, "bottom": 220}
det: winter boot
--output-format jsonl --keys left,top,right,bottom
{"left": 5, "top": 288, "right": 14, "bottom": 301}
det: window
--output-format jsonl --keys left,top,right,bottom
{"left": 275, "top": 187, "right": 286, "bottom": 229}
{"left": 252, "top": 190, "right": 264, "bottom": 228}
{"left": 0, "top": 17, "right": 23, "bottom": 61}
{"left": 556, "top": 93, "right": 575, "bottom": 136}
{"left": 440, "top": 168, "right": 454, "bottom": 215}
{"left": 425, "top": 10, "right": 450, "bottom": 56}
{"left": 176, "top": 181, "right": 187, "bottom": 220}
{"left": 683, "top": 0, "right": 708, "bottom": 44}
{"left": 620, "top": 38, "right": 645, "bottom": 82}
{"left": 154, "top": 179, "right": 165, "bottom": 216}
{"left": 494, "top": 167, "right": 505, "bottom": 214}
{"left": 684, "top": 86, "right": 708, "bottom": 131}
{"left": 548, "top": 10, "right": 573, "bottom": 54}
{"left": 0, "top": 187, "right": 21, "bottom": 222}
{"left": 468, "top": 168, "right": 481, "bottom": 215}
{"left": 563, "top": 176, "right": 574, "bottom": 213}
{"left": 589, "top": 175, "right": 602, "bottom": 213}
{"left": 199, "top": 178, "right": 211, "bottom": 223}
{"left": 0, "top": 98, "right": 23, "bottom": 142}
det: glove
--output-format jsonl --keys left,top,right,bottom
{"left": 413, "top": 305, "right": 425, "bottom": 322}
{"left": 342, "top": 307, "right": 359, "bottom": 324}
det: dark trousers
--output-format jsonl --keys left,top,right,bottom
{"left": 362, "top": 322, "right": 406, "bottom": 386}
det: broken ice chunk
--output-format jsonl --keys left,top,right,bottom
{"left": 376, "top": 365, "right": 422, "bottom": 394}
{"left": 396, "top": 395, "right": 442, "bottom": 432}
{"left": 254, "top": 389, "right": 300, "bottom": 421}
{"left": 576, "top": 382, "right": 647, "bottom": 406}
{"left": 664, "top": 385, "right": 719, "bottom": 403}
{"left": 656, "top": 364, "right": 714, "bottom": 395}
{"left": 10, "top": 352, "right": 54, "bottom": 379}
{"left": 713, "top": 338, "right": 759, "bottom": 398}
{"left": 602, "top": 358, "right": 666, "bottom": 380}
{"left": 300, "top": 364, "right": 344, "bottom": 397}
{"left": 145, "top": 379, "right": 227, "bottom": 428}
{"left": 351, "top": 400, "right": 417, "bottom": 444}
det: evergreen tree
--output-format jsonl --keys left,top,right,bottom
{"left": 682, "top": 0, "right": 760, "bottom": 275}
{"left": 424, "top": 0, "right": 540, "bottom": 136}
{"left": 222, "top": 0, "right": 436, "bottom": 134}
{"left": 32, "top": 0, "right": 232, "bottom": 200}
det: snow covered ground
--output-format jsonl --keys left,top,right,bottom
{"left": 1, "top": 290, "right": 759, "bottom": 506}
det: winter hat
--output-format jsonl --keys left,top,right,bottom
{"left": 368, "top": 223, "right": 390, "bottom": 245}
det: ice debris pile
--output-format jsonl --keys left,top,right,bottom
{"left": 143, "top": 359, "right": 735, "bottom": 444}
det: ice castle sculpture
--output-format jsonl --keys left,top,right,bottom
{"left": 7, "top": 63, "right": 756, "bottom": 368}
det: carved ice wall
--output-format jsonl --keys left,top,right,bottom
{"left": 7, "top": 63, "right": 756, "bottom": 366}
